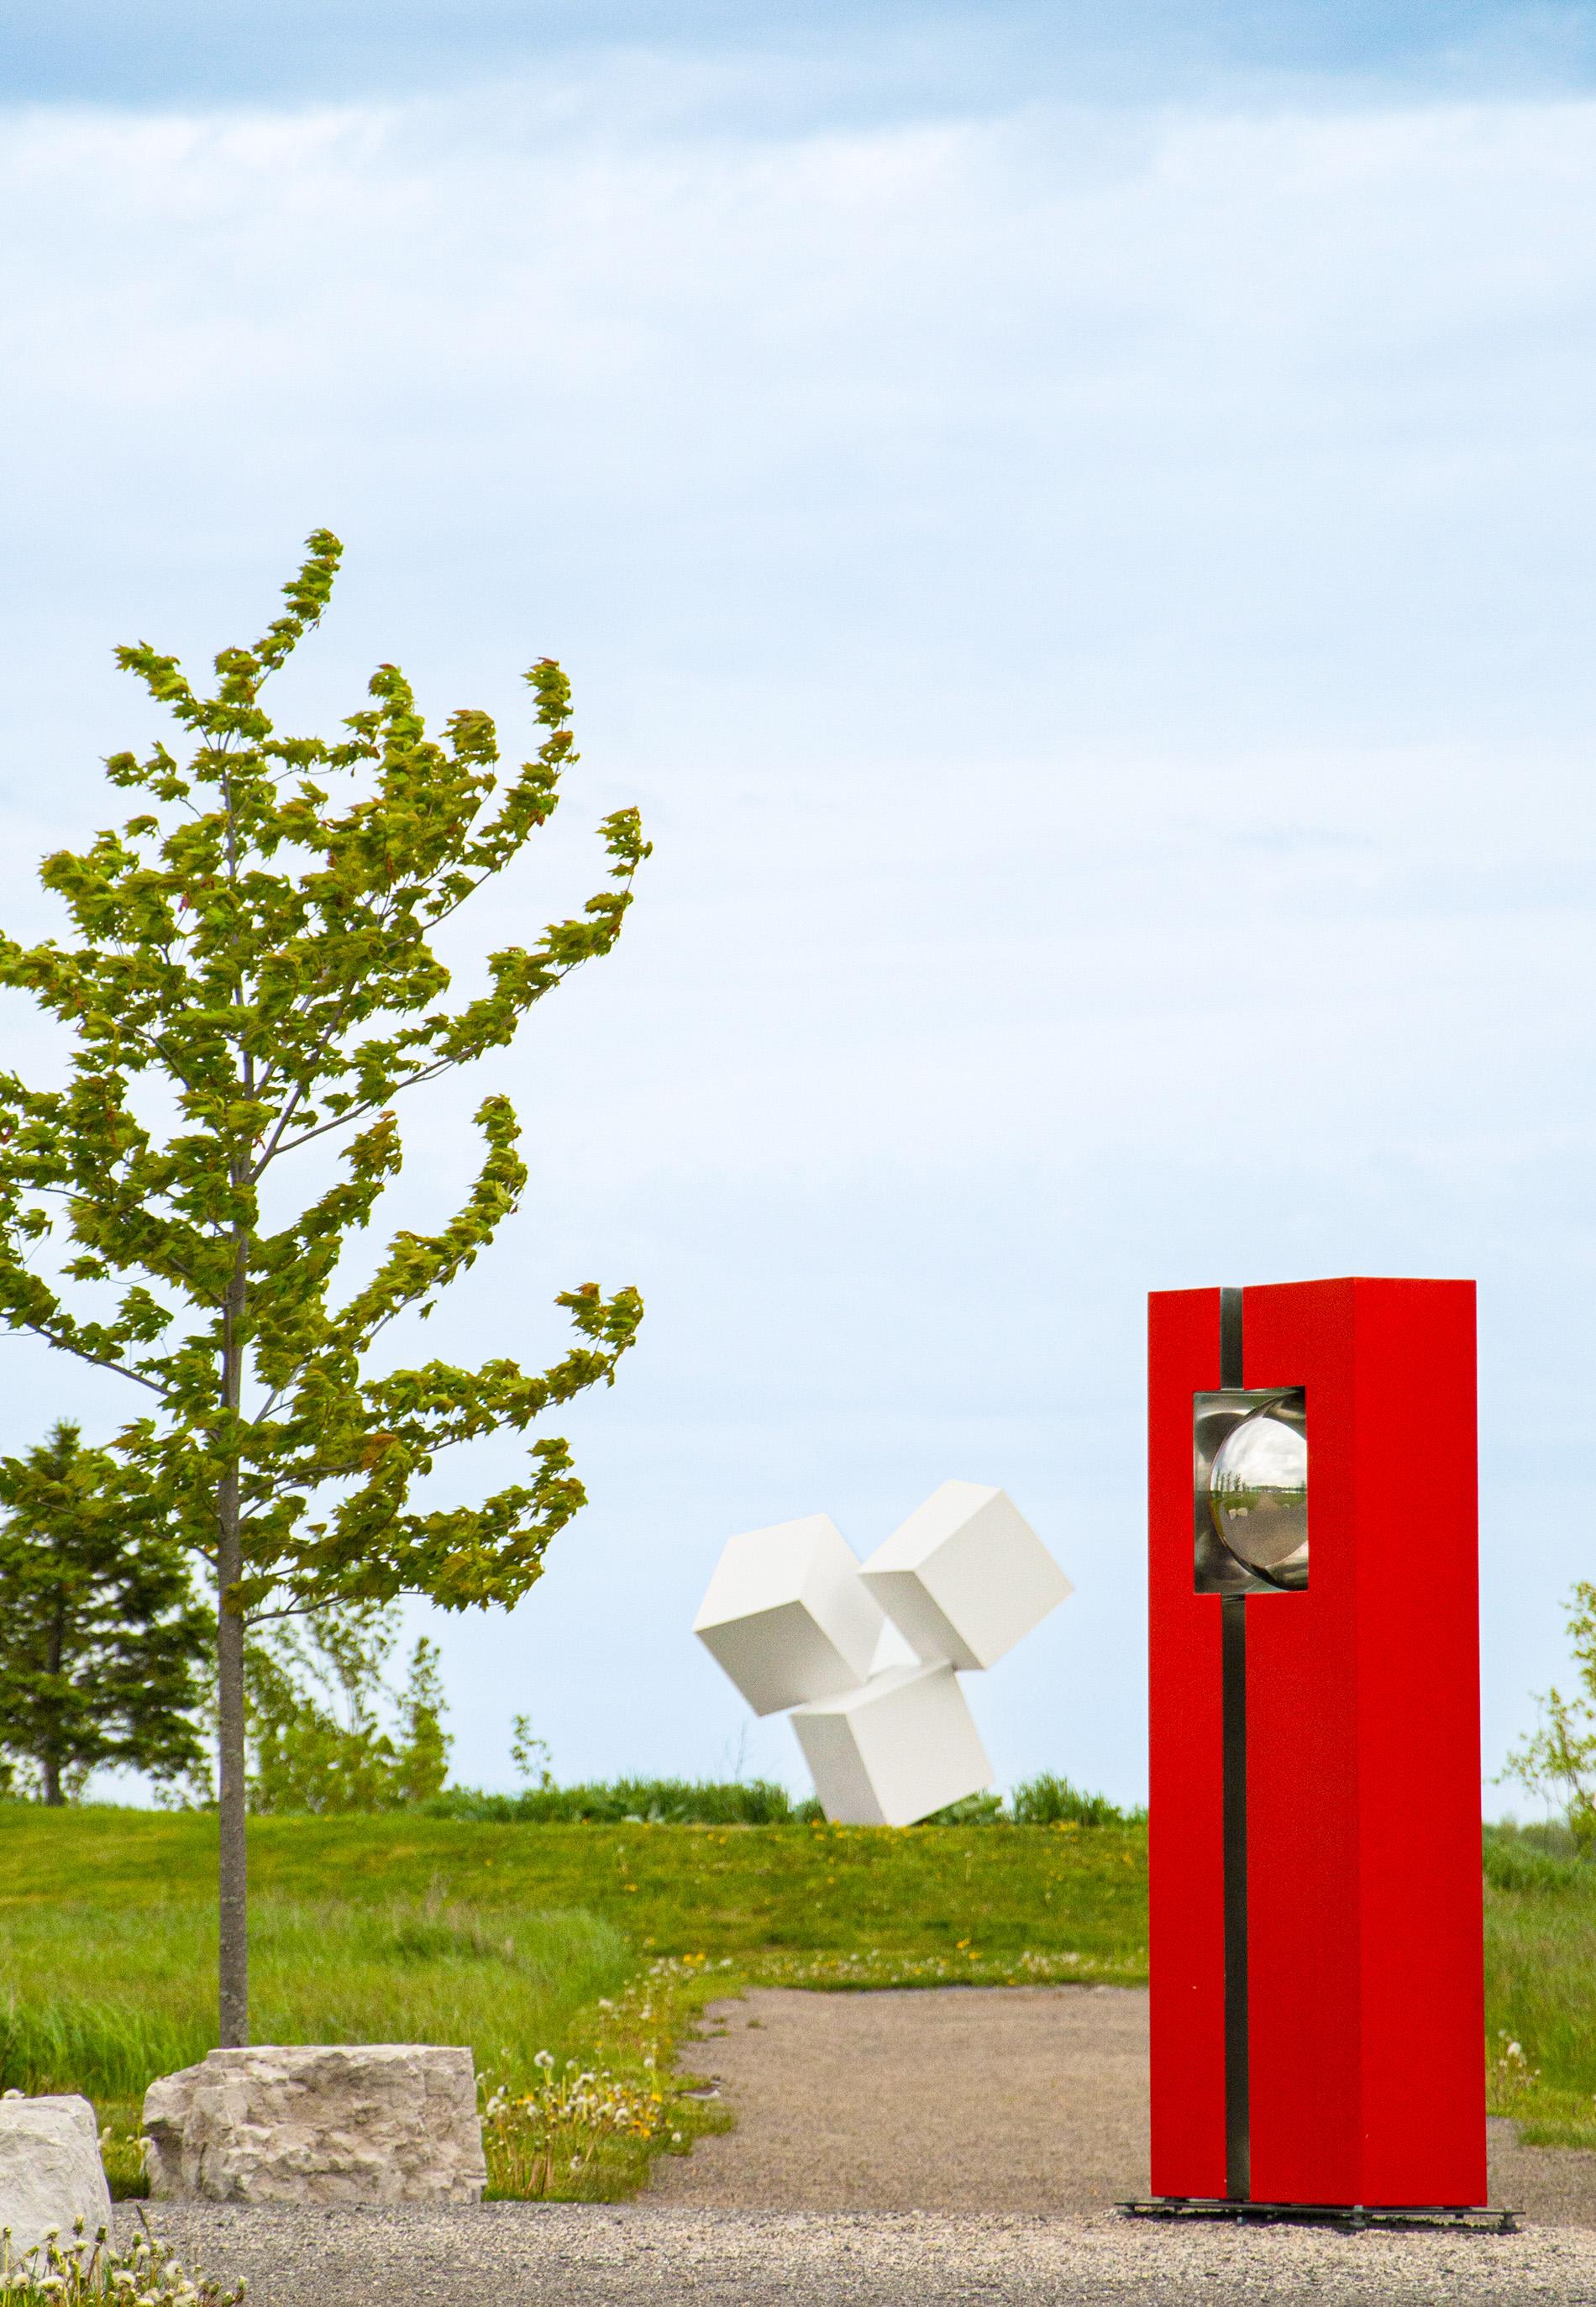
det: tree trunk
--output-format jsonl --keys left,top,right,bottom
{"left": 217, "top": 1463, "right": 248, "bottom": 2047}
{"left": 43, "top": 1590, "right": 65, "bottom": 1805}
{"left": 217, "top": 1206, "right": 249, "bottom": 2048}
{"left": 218, "top": 776, "right": 251, "bottom": 2050}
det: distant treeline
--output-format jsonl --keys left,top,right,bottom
{"left": 1483, "top": 1818, "right": 1588, "bottom": 1889}
{"left": 421, "top": 1771, "right": 1142, "bottom": 1828}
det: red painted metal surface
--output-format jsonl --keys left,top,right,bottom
{"left": 1147, "top": 1277, "right": 1487, "bottom": 2208}
{"left": 1147, "top": 1285, "right": 1228, "bottom": 2201}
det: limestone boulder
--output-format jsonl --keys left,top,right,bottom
{"left": 0, "top": 2093, "right": 113, "bottom": 2269}
{"left": 143, "top": 2045, "right": 486, "bottom": 2205}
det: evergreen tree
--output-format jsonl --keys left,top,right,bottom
{"left": 0, "top": 1421, "right": 208, "bottom": 1803}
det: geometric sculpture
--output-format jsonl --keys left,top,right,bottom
{"left": 1147, "top": 1278, "right": 1488, "bottom": 2215}
{"left": 863, "top": 1479, "right": 1074, "bottom": 1668}
{"left": 790, "top": 1662, "right": 994, "bottom": 1828}
{"left": 692, "top": 1513, "right": 886, "bottom": 1716}
{"left": 696, "top": 1482, "right": 1070, "bottom": 1826}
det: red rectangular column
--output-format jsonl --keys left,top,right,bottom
{"left": 1147, "top": 1285, "right": 1228, "bottom": 2200}
{"left": 1147, "top": 1276, "right": 1487, "bottom": 2208}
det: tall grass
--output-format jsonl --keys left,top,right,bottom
{"left": 1483, "top": 1825, "right": 1596, "bottom": 2147}
{"left": 1011, "top": 1774, "right": 1143, "bottom": 1827}
{"left": 424, "top": 1774, "right": 1139, "bottom": 1827}
{"left": 0, "top": 1892, "right": 633, "bottom": 2193}
{"left": 425, "top": 1778, "right": 821, "bottom": 1825}
{"left": 5, "top": 1810, "right": 1588, "bottom": 2186}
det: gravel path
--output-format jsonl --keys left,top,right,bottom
{"left": 650, "top": 1984, "right": 1596, "bottom": 2227}
{"left": 123, "top": 2202, "right": 1596, "bottom": 2305}
{"left": 123, "top": 1985, "right": 1596, "bottom": 2303}
{"left": 650, "top": 1984, "right": 1150, "bottom": 2211}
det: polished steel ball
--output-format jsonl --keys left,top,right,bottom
{"left": 1210, "top": 1401, "right": 1308, "bottom": 1590}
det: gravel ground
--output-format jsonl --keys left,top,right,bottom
{"left": 121, "top": 1985, "right": 1596, "bottom": 2304}
{"left": 649, "top": 1984, "right": 1150, "bottom": 2211}
{"left": 650, "top": 1984, "right": 1596, "bottom": 2227}
{"left": 121, "top": 2201, "right": 1596, "bottom": 2305}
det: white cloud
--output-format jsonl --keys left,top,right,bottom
{"left": 1, "top": 71, "right": 1593, "bottom": 1801}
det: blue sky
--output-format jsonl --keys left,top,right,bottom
{"left": 3, "top": 1, "right": 1596, "bottom": 1809}
{"left": 9, "top": 2, "right": 1596, "bottom": 108}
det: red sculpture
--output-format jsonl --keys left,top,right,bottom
{"left": 1147, "top": 1277, "right": 1486, "bottom": 2210}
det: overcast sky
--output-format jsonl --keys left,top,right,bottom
{"left": 4, "top": 0, "right": 1596, "bottom": 1809}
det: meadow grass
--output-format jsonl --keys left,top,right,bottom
{"left": 0, "top": 1804, "right": 1150, "bottom": 1973}
{"left": 0, "top": 1805, "right": 1588, "bottom": 2190}
{"left": 0, "top": 1890, "right": 659, "bottom": 2195}
{"left": 1483, "top": 1826, "right": 1596, "bottom": 2148}
{"left": 0, "top": 1896, "right": 633, "bottom": 2100}
{"left": 0, "top": 1802, "right": 1144, "bottom": 2196}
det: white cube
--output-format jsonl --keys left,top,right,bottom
{"left": 694, "top": 1513, "right": 884, "bottom": 1716}
{"left": 860, "top": 1479, "right": 1071, "bottom": 1670}
{"left": 790, "top": 1663, "right": 993, "bottom": 1826}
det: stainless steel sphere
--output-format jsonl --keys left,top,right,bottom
{"left": 1210, "top": 1399, "right": 1308, "bottom": 1590}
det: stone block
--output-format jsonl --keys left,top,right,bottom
{"left": 861, "top": 1480, "right": 1071, "bottom": 1669}
{"left": 143, "top": 2044, "right": 486, "bottom": 2205}
{"left": 695, "top": 1512, "right": 884, "bottom": 1715}
{"left": 790, "top": 1662, "right": 992, "bottom": 1825}
{"left": 0, "top": 2093, "right": 112, "bottom": 2269}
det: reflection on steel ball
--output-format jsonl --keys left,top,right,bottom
{"left": 1210, "top": 1403, "right": 1308, "bottom": 1590}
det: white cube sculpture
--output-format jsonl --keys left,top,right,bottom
{"left": 861, "top": 1479, "right": 1072, "bottom": 1670}
{"left": 695, "top": 1481, "right": 1070, "bottom": 1826}
{"left": 694, "top": 1513, "right": 884, "bottom": 1716}
{"left": 790, "top": 1664, "right": 993, "bottom": 1826}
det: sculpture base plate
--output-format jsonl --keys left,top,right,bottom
{"left": 1121, "top": 2198, "right": 1516, "bottom": 2235}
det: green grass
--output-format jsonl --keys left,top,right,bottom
{"left": 0, "top": 1803, "right": 1142, "bottom": 2198}
{"left": 0, "top": 1805, "right": 1149, "bottom": 1975}
{"left": 422, "top": 1771, "right": 1139, "bottom": 1830}
{"left": 0, "top": 1891, "right": 648, "bottom": 2196}
{"left": 0, "top": 1896, "right": 633, "bottom": 2099}
{"left": 2, "top": 1804, "right": 1589, "bottom": 2191}
{"left": 1483, "top": 1824, "right": 1596, "bottom": 2148}
{"left": 425, "top": 1778, "right": 821, "bottom": 1824}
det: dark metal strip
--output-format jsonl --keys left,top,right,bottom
{"left": 1219, "top": 1283, "right": 1248, "bottom": 2202}
{"left": 1221, "top": 1593, "right": 1250, "bottom": 2202}
{"left": 1220, "top": 1285, "right": 1243, "bottom": 1388}
{"left": 1119, "top": 2201, "right": 1516, "bottom": 2234}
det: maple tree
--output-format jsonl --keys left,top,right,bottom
{"left": 0, "top": 532, "right": 648, "bottom": 2042}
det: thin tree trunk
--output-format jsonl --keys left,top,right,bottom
{"left": 217, "top": 1227, "right": 249, "bottom": 2047}
{"left": 42, "top": 1588, "right": 65, "bottom": 1806}
{"left": 217, "top": 1460, "right": 248, "bottom": 2046}
{"left": 218, "top": 765, "right": 250, "bottom": 2050}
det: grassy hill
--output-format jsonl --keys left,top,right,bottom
{"left": 0, "top": 1805, "right": 1146, "bottom": 2199}
{"left": 0, "top": 1805, "right": 1588, "bottom": 2196}
{"left": 0, "top": 1804, "right": 1147, "bottom": 1975}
